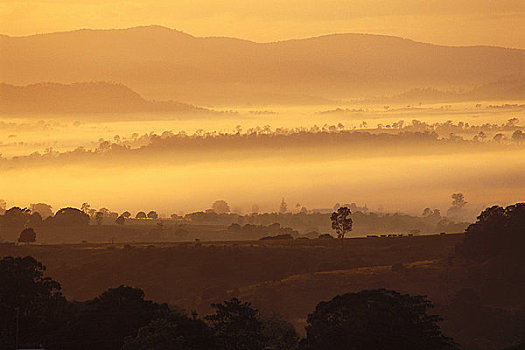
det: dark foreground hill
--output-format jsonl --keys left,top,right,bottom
{"left": 0, "top": 81, "right": 209, "bottom": 114}
{"left": 1, "top": 233, "right": 523, "bottom": 349}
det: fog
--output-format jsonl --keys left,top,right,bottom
{"left": 1, "top": 127, "right": 523, "bottom": 216}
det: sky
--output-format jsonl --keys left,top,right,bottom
{"left": 1, "top": 0, "right": 524, "bottom": 48}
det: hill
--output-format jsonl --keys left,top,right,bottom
{"left": 379, "top": 78, "right": 525, "bottom": 104}
{"left": 1, "top": 25, "right": 524, "bottom": 105}
{"left": 0, "top": 81, "right": 208, "bottom": 114}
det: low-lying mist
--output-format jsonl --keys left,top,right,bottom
{"left": 1, "top": 104, "right": 524, "bottom": 216}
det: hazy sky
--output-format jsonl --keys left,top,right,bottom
{"left": 1, "top": 0, "right": 524, "bottom": 48}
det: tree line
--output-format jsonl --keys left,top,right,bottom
{"left": 0, "top": 255, "right": 458, "bottom": 350}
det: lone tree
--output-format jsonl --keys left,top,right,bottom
{"left": 447, "top": 193, "right": 468, "bottom": 218}
{"left": 330, "top": 206, "right": 352, "bottom": 246}
{"left": 301, "top": 289, "right": 457, "bottom": 350}
{"left": 136, "top": 211, "right": 147, "bottom": 219}
{"left": 18, "top": 227, "right": 36, "bottom": 243}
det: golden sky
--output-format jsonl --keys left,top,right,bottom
{"left": 1, "top": 0, "right": 524, "bottom": 48}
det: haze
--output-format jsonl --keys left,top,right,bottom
{"left": 2, "top": 2, "right": 525, "bottom": 349}
{"left": 1, "top": 0, "right": 525, "bottom": 49}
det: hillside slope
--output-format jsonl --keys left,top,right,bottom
{"left": 1, "top": 26, "right": 524, "bottom": 104}
{"left": 0, "top": 81, "right": 208, "bottom": 113}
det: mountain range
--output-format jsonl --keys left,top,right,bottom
{"left": 1, "top": 25, "right": 524, "bottom": 105}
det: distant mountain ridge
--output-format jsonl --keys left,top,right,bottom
{"left": 1, "top": 26, "right": 524, "bottom": 105}
{"left": 378, "top": 78, "right": 525, "bottom": 104}
{"left": 0, "top": 82, "right": 208, "bottom": 114}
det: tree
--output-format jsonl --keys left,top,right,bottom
{"left": 451, "top": 193, "right": 467, "bottom": 208}
{"left": 136, "top": 211, "right": 147, "bottom": 219}
{"left": 512, "top": 130, "right": 525, "bottom": 144}
{"left": 456, "top": 203, "right": 525, "bottom": 261}
{"left": 0, "top": 256, "right": 64, "bottom": 348}
{"left": 447, "top": 193, "right": 468, "bottom": 219}
{"left": 18, "top": 227, "right": 36, "bottom": 243}
{"left": 330, "top": 207, "right": 353, "bottom": 244}
{"left": 59, "top": 286, "right": 168, "bottom": 350}
{"left": 261, "top": 314, "right": 299, "bottom": 350}
{"left": 300, "top": 289, "right": 457, "bottom": 350}
{"left": 2, "top": 207, "right": 31, "bottom": 228}
{"left": 279, "top": 198, "right": 288, "bottom": 214}
{"left": 147, "top": 211, "right": 159, "bottom": 219}
{"left": 95, "top": 211, "right": 104, "bottom": 225}
{"left": 122, "top": 211, "right": 132, "bottom": 219}
{"left": 116, "top": 216, "right": 125, "bottom": 225}
{"left": 28, "top": 211, "right": 43, "bottom": 227}
{"left": 0, "top": 199, "right": 6, "bottom": 215}
{"left": 212, "top": 200, "right": 231, "bottom": 214}
{"left": 123, "top": 311, "right": 217, "bottom": 350}
{"left": 51, "top": 207, "right": 90, "bottom": 226}
{"left": 29, "top": 203, "right": 53, "bottom": 219}
{"left": 205, "top": 298, "right": 266, "bottom": 350}
{"left": 81, "top": 202, "right": 91, "bottom": 214}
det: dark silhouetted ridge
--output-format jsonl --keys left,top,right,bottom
{"left": 0, "top": 82, "right": 208, "bottom": 114}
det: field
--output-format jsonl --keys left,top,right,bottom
{"left": 0, "top": 234, "right": 463, "bottom": 315}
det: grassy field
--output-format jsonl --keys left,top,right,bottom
{"left": 0, "top": 233, "right": 463, "bottom": 314}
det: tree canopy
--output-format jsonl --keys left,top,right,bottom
{"left": 0, "top": 256, "right": 64, "bottom": 348}
{"left": 330, "top": 206, "right": 353, "bottom": 240}
{"left": 457, "top": 203, "right": 525, "bottom": 261}
{"left": 301, "top": 289, "right": 457, "bottom": 350}
{"left": 18, "top": 227, "right": 36, "bottom": 243}
{"left": 51, "top": 207, "right": 90, "bottom": 226}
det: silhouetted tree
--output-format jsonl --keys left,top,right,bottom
{"left": 447, "top": 193, "right": 468, "bottom": 218}
{"left": 300, "top": 289, "right": 457, "bottom": 350}
{"left": 212, "top": 200, "right": 231, "bottom": 214}
{"left": 51, "top": 207, "right": 90, "bottom": 226}
{"left": 511, "top": 130, "right": 524, "bottom": 144}
{"left": 147, "top": 211, "right": 159, "bottom": 219}
{"left": 261, "top": 314, "right": 299, "bottom": 350}
{"left": 1, "top": 207, "right": 31, "bottom": 229}
{"left": 95, "top": 211, "right": 104, "bottom": 225}
{"left": 59, "top": 286, "right": 168, "bottom": 350}
{"left": 29, "top": 203, "right": 53, "bottom": 219}
{"left": 206, "top": 298, "right": 266, "bottom": 350}
{"left": 122, "top": 311, "right": 217, "bottom": 350}
{"left": 116, "top": 216, "right": 125, "bottom": 225}
{"left": 0, "top": 256, "right": 65, "bottom": 348}
{"left": 18, "top": 227, "right": 36, "bottom": 243}
{"left": 28, "top": 211, "right": 43, "bottom": 227}
{"left": 0, "top": 199, "right": 6, "bottom": 215}
{"left": 136, "top": 211, "right": 147, "bottom": 219}
{"left": 279, "top": 198, "right": 288, "bottom": 214}
{"left": 330, "top": 207, "right": 352, "bottom": 245}
{"left": 122, "top": 211, "right": 132, "bottom": 218}
{"left": 456, "top": 203, "right": 525, "bottom": 261}
{"left": 80, "top": 202, "right": 91, "bottom": 214}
